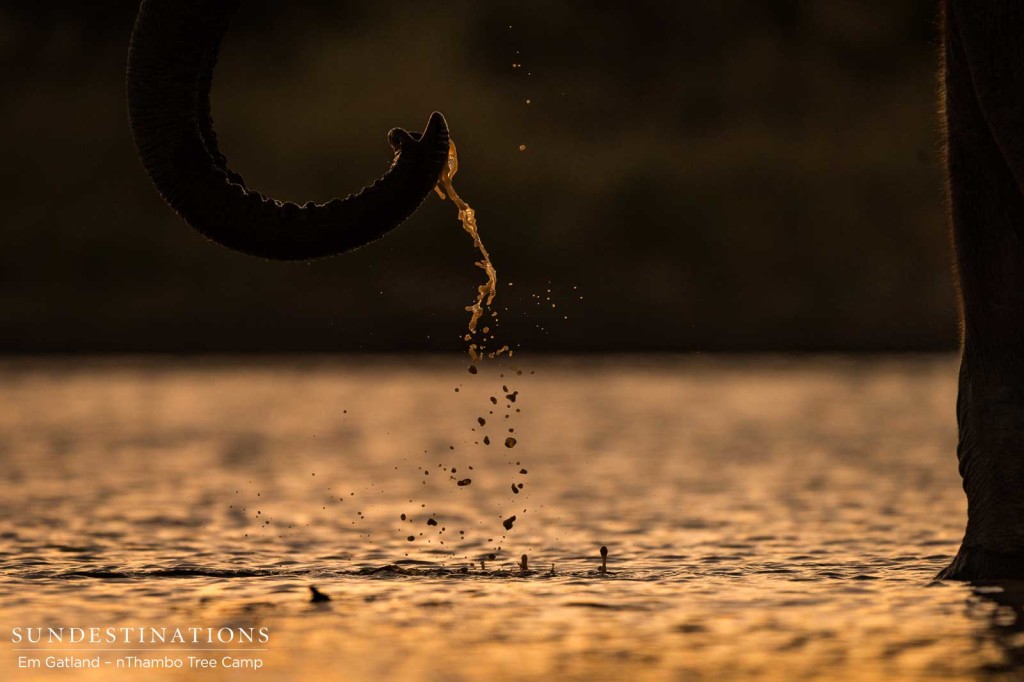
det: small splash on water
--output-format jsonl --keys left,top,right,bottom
{"left": 309, "top": 585, "right": 331, "bottom": 603}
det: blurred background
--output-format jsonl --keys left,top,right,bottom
{"left": 0, "top": 0, "right": 950, "bottom": 353}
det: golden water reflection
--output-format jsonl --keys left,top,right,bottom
{"left": 0, "top": 356, "right": 1011, "bottom": 680}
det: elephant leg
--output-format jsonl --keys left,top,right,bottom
{"left": 940, "top": 1, "right": 1024, "bottom": 579}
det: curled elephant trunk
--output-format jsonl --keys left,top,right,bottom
{"left": 126, "top": 0, "right": 449, "bottom": 260}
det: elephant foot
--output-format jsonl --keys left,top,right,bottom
{"left": 938, "top": 545, "right": 1024, "bottom": 580}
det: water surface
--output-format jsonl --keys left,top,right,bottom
{"left": 0, "top": 356, "right": 1014, "bottom": 680}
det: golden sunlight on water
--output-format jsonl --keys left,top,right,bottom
{"left": 0, "top": 356, "right": 1015, "bottom": 680}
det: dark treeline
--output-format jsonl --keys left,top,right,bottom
{"left": 0, "top": 1, "right": 951, "bottom": 352}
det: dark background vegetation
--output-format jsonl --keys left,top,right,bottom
{"left": 0, "top": 0, "right": 951, "bottom": 352}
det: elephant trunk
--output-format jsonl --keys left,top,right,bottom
{"left": 940, "top": 0, "right": 1024, "bottom": 579}
{"left": 126, "top": 0, "right": 449, "bottom": 260}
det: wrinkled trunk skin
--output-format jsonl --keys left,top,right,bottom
{"left": 126, "top": 0, "right": 449, "bottom": 260}
{"left": 940, "top": 1, "right": 1024, "bottom": 580}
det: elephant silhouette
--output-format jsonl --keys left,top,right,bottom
{"left": 126, "top": 0, "right": 449, "bottom": 260}
{"left": 939, "top": 0, "right": 1024, "bottom": 580}
{"left": 126, "top": 1, "right": 1024, "bottom": 579}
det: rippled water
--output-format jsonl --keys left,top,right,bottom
{"left": 1, "top": 355, "right": 1020, "bottom": 680}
